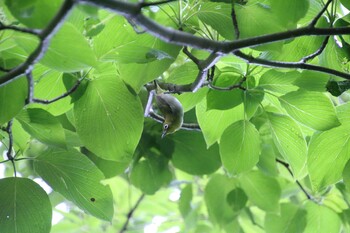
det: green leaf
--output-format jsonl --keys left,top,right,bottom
{"left": 226, "top": 188, "right": 247, "bottom": 212}
{"left": 16, "top": 108, "right": 66, "bottom": 148}
{"left": 4, "top": 0, "right": 61, "bottom": 28}
{"left": 206, "top": 72, "right": 243, "bottom": 110}
{"left": 0, "top": 177, "right": 52, "bottom": 233}
{"left": 265, "top": 203, "right": 307, "bottom": 233}
{"left": 235, "top": 2, "right": 284, "bottom": 50}
{"left": 196, "top": 98, "right": 244, "bottom": 147}
{"left": 171, "top": 130, "right": 221, "bottom": 175}
{"left": 197, "top": 2, "right": 234, "bottom": 40}
{"left": 92, "top": 15, "right": 180, "bottom": 91}
{"left": 81, "top": 148, "right": 129, "bottom": 178}
{"left": 130, "top": 156, "right": 172, "bottom": 195}
{"left": 239, "top": 170, "right": 281, "bottom": 213}
{"left": 303, "top": 202, "right": 341, "bottom": 233}
{"left": 0, "top": 76, "right": 27, "bottom": 125}
{"left": 179, "top": 184, "right": 193, "bottom": 218}
{"left": 168, "top": 62, "right": 207, "bottom": 112}
{"left": 40, "top": 23, "right": 97, "bottom": 72}
{"left": 242, "top": 89, "right": 264, "bottom": 119}
{"left": 267, "top": 112, "right": 307, "bottom": 179}
{"left": 279, "top": 89, "right": 340, "bottom": 131}
{"left": 341, "top": 0, "right": 350, "bottom": 10}
{"left": 204, "top": 174, "right": 237, "bottom": 226}
{"left": 74, "top": 74, "right": 143, "bottom": 162}
{"left": 258, "top": 70, "right": 299, "bottom": 94}
{"left": 270, "top": 0, "right": 309, "bottom": 29}
{"left": 294, "top": 70, "right": 329, "bottom": 92}
{"left": 219, "top": 120, "right": 260, "bottom": 174}
{"left": 34, "top": 147, "right": 114, "bottom": 221}
{"left": 30, "top": 66, "right": 74, "bottom": 116}
{"left": 308, "top": 126, "right": 350, "bottom": 192}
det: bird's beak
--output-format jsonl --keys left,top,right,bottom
{"left": 161, "top": 130, "right": 167, "bottom": 138}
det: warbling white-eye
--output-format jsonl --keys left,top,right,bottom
{"left": 154, "top": 83, "right": 184, "bottom": 138}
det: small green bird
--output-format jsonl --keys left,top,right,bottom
{"left": 154, "top": 84, "right": 184, "bottom": 138}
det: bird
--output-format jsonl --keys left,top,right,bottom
{"left": 154, "top": 82, "right": 184, "bottom": 138}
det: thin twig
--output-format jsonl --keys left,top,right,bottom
{"left": 26, "top": 70, "right": 34, "bottom": 104}
{"left": 308, "top": 0, "right": 333, "bottom": 28}
{"left": 276, "top": 159, "right": 313, "bottom": 200}
{"left": 0, "top": 66, "right": 11, "bottom": 72}
{"left": 119, "top": 194, "right": 145, "bottom": 233}
{"left": 148, "top": 111, "right": 201, "bottom": 131}
{"left": 208, "top": 76, "right": 246, "bottom": 91}
{"left": 233, "top": 50, "right": 350, "bottom": 80}
{"left": 231, "top": 3, "right": 240, "bottom": 40}
{"left": 0, "top": 23, "right": 40, "bottom": 35}
{"left": 33, "top": 78, "right": 83, "bottom": 104}
{"left": 144, "top": 91, "right": 154, "bottom": 117}
{"left": 300, "top": 36, "right": 330, "bottom": 63}
{"left": 140, "top": 0, "right": 176, "bottom": 8}
{"left": 182, "top": 47, "right": 200, "bottom": 66}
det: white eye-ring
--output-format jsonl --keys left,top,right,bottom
{"left": 163, "top": 124, "right": 169, "bottom": 130}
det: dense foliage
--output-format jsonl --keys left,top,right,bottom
{"left": 1, "top": 0, "right": 350, "bottom": 232}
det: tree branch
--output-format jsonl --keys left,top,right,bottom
{"left": 300, "top": 36, "right": 330, "bottom": 63}
{"left": 80, "top": 0, "right": 350, "bottom": 54}
{"left": 0, "top": 22, "right": 40, "bottom": 35}
{"left": 0, "top": 0, "right": 75, "bottom": 86}
{"left": 233, "top": 50, "right": 350, "bottom": 80}
{"left": 148, "top": 111, "right": 201, "bottom": 131}
{"left": 119, "top": 194, "right": 145, "bottom": 233}
{"left": 308, "top": 0, "right": 333, "bottom": 28}
{"left": 276, "top": 159, "right": 313, "bottom": 200}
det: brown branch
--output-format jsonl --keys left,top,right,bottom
{"left": 119, "top": 194, "right": 145, "bottom": 233}
{"left": 276, "top": 159, "right": 313, "bottom": 200}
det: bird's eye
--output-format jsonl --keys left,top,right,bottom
{"left": 163, "top": 124, "right": 169, "bottom": 130}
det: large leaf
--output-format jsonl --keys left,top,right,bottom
{"left": 220, "top": 120, "right": 260, "bottom": 174}
{"left": 74, "top": 74, "right": 143, "bottom": 162}
{"left": 93, "top": 15, "right": 179, "bottom": 91}
{"left": 40, "top": 23, "right": 97, "bottom": 72}
{"left": 206, "top": 72, "right": 243, "bottom": 110}
{"left": 258, "top": 70, "right": 299, "bottom": 93}
{"left": 34, "top": 147, "right": 114, "bottom": 221}
{"left": 0, "top": 177, "right": 52, "bottom": 233}
{"left": 171, "top": 130, "right": 221, "bottom": 175}
{"left": 239, "top": 170, "right": 281, "bottom": 213}
{"left": 308, "top": 126, "right": 350, "bottom": 192}
{"left": 4, "top": 0, "right": 61, "bottom": 28}
{"left": 304, "top": 202, "right": 341, "bottom": 233}
{"left": 197, "top": 2, "right": 234, "bottom": 40}
{"left": 0, "top": 76, "right": 27, "bottom": 125}
{"left": 130, "top": 155, "right": 172, "bottom": 195}
{"left": 265, "top": 203, "right": 307, "bottom": 233}
{"left": 204, "top": 174, "right": 238, "bottom": 226}
{"left": 267, "top": 112, "right": 307, "bottom": 179}
{"left": 279, "top": 89, "right": 340, "bottom": 131}
{"left": 196, "top": 98, "right": 244, "bottom": 147}
{"left": 270, "top": 0, "right": 309, "bottom": 29}
{"left": 30, "top": 65, "right": 75, "bottom": 116}
{"left": 16, "top": 108, "right": 66, "bottom": 148}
